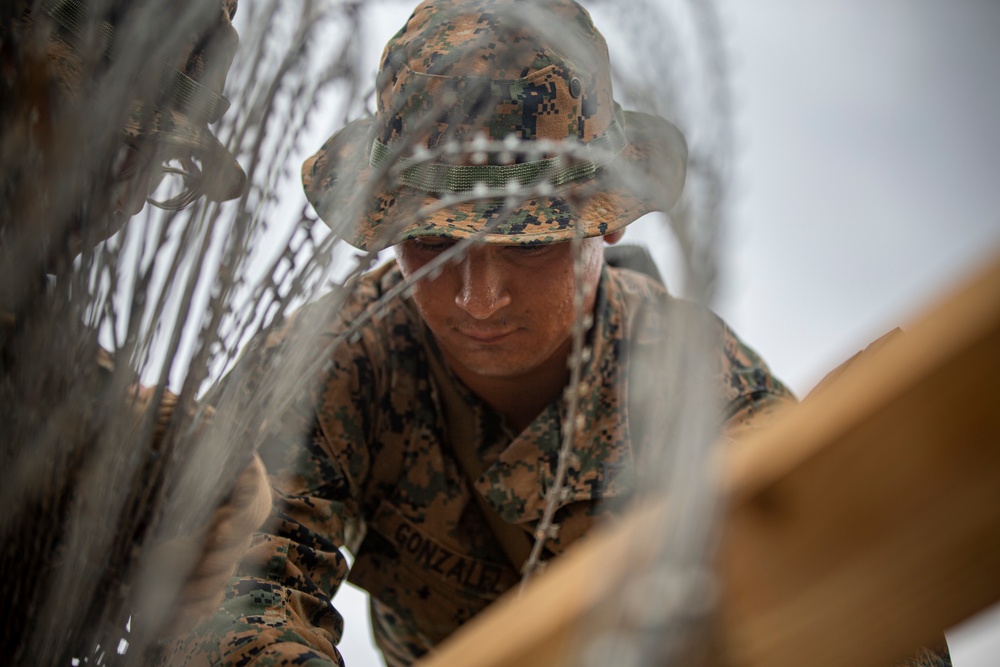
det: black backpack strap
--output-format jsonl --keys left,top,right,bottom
{"left": 604, "top": 244, "right": 664, "bottom": 286}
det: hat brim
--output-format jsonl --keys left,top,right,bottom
{"left": 302, "top": 110, "right": 686, "bottom": 251}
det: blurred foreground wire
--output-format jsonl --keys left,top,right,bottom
{"left": 1, "top": 0, "right": 734, "bottom": 664}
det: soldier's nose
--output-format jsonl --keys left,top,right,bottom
{"left": 454, "top": 247, "right": 511, "bottom": 320}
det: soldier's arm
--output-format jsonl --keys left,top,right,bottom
{"left": 159, "top": 436, "right": 358, "bottom": 666}
{"left": 160, "top": 336, "right": 374, "bottom": 667}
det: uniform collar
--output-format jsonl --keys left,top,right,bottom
{"left": 466, "top": 265, "right": 637, "bottom": 524}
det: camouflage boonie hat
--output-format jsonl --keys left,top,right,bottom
{"left": 18, "top": 0, "right": 246, "bottom": 202}
{"left": 302, "top": 0, "right": 687, "bottom": 250}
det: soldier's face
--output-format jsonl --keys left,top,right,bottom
{"left": 396, "top": 234, "right": 616, "bottom": 383}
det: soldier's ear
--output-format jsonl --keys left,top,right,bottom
{"left": 603, "top": 230, "right": 625, "bottom": 245}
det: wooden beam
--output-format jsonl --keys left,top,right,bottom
{"left": 415, "top": 250, "right": 1000, "bottom": 667}
{"left": 720, "top": 250, "right": 1000, "bottom": 667}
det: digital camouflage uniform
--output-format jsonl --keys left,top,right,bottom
{"left": 163, "top": 261, "right": 793, "bottom": 667}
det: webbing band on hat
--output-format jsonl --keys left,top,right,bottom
{"left": 43, "top": 0, "right": 231, "bottom": 123}
{"left": 370, "top": 106, "right": 629, "bottom": 195}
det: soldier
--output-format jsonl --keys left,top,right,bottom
{"left": 160, "top": 1, "right": 795, "bottom": 666}
{"left": 166, "top": 0, "right": 962, "bottom": 664}
{"left": 1, "top": 1, "right": 269, "bottom": 663}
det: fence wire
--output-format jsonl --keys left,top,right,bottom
{"left": 0, "top": 0, "right": 733, "bottom": 664}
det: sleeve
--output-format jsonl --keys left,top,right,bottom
{"left": 159, "top": 326, "right": 376, "bottom": 667}
{"left": 716, "top": 319, "right": 797, "bottom": 438}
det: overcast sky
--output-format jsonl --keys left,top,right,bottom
{"left": 715, "top": 0, "right": 1000, "bottom": 396}
{"left": 712, "top": 3, "right": 1000, "bottom": 665}
{"left": 273, "top": 1, "right": 1000, "bottom": 664}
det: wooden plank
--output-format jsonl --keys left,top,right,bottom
{"left": 416, "top": 251, "right": 1000, "bottom": 667}
{"left": 720, "top": 252, "right": 1000, "bottom": 667}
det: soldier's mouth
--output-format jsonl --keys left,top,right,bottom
{"left": 456, "top": 327, "right": 518, "bottom": 344}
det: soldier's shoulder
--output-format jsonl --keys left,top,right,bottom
{"left": 606, "top": 263, "right": 670, "bottom": 300}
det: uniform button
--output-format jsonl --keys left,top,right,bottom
{"left": 569, "top": 77, "right": 582, "bottom": 98}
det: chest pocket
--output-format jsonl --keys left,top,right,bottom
{"left": 348, "top": 499, "right": 520, "bottom": 649}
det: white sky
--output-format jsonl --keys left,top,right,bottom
{"left": 713, "top": 3, "right": 1000, "bottom": 666}
{"left": 252, "top": 1, "right": 1000, "bottom": 664}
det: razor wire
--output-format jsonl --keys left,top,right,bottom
{"left": 0, "top": 0, "right": 734, "bottom": 665}
{"left": 573, "top": 1, "right": 735, "bottom": 664}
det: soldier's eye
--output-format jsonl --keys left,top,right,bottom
{"left": 508, "top": 244, "right": 550, "bottom": 257}
{"left": 410, "top": 238, "right": 456, "bottom": 253}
